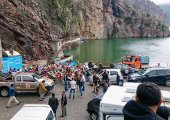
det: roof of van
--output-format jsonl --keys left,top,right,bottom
{"left": 100, "top": 83, "right": 170, "bottom": 113}
{"left": 10, "top": 104, "right": 52, "bottom": 120}
{"left": 100, "top": 86, "right": 135, "bottom": 113}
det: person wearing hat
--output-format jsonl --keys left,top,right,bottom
{"left": 39, "top": 80, "right": 47, "bottom": 101}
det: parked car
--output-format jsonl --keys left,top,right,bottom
{"left": 89, "top": 69, "right": 124, "bottom": 86}
{"left": 11, "top": 104, "right": 55, "bottom": 120}
{"left": 87, "top": 93, "right": 104, "bottom": 120}
{"left": 112, "top": 63, "right": 139, "bottom": 76}
{"left": 0, "top": 72, "right": 54, "bottom": 97}
{"left": 127, "top": 67, "right": 170, "bottom": 86}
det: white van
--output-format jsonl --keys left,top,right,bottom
{"left": 10, "top": 104, "right": 55, "bottom": 120}
{"left": 99, "top": 84, "right": 170, "bottom": 120}
{"left": 89, "top": 69, "right": 124, "bottom": 85}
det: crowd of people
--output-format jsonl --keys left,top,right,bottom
{"left": 4, "top": 61, "right": 112, "bottom": 118}
{"left": 4, "top": 61, "right": 170, "bottom": 120}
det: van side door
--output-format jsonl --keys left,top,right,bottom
{"left": 156, "top": 70, "right": 167, "bottom": 85}
{"left": 109, "top": 71, "right": 117, "bottom": 83}
{"left": 141, "top": 70, "right": 157, "bottom": 83}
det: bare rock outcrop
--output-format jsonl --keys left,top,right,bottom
{"left": 0, "top": 0, "right": 169, "bottom": 61}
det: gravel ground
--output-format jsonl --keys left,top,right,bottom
{"left": 0, "top": 82, "right": 169, "bottom": 120}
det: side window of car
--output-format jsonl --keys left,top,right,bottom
{"left": 166, "top": 70, "right": 170, "bottom": 74}
{"left": 16, "top": 76, "right": 21, "bottom": 82}
{"left": 22, "top": 76, "right": 34, "bottom": 82}
{"left": 46, "top": 111, "right": 54, "bottom": 120}
{"left": 146, "top": 71, "right": 156, "bottom": 76}
{"left": 110, "top": 71, "right": 117, "bottom": 76}
{"left": 156, "top": 70, "right": 167, "bottom": 75}
{"left": 117, "top": 65, "right": 122, "bottom": 69}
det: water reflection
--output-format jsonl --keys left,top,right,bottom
{"left": 68, "top": 37, "right": 170, "bottom": 66}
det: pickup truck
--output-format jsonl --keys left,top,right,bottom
{"left": 0, "top": 72, "right": 54, "bottom": 97}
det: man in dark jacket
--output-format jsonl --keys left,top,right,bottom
{"left": 60, "top": 91, "right": 67, "bottom": 117}
{"left": 116, "top": 71, "right": 120, "bottom": 85}
{"left": 48, "top": 93, "right": 59, "bottom": 117}
{"left": 123, "top": 82, "right": 165, "bottom": 120}
{"left": 102, "top": 70, "right": 108, "bottom": 81}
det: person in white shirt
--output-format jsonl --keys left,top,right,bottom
{"left": 79, "top": 73, "right": 86, "bottom": 96}
{"left": 69, "top": 78, "right": 76, "bottom": 99}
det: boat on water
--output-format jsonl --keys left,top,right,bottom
{"left": 53, "top": 54, "right": 73, "bottom": 64}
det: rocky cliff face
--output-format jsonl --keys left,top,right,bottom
{"left": 81, "top": 0, "right": 169, "bottom": 39}
{"left": 0, "top": 0, "right": 169, "bottom": 61}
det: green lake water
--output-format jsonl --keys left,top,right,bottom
{"left": 68, "top": 37, "right": 170, "bottom": 66}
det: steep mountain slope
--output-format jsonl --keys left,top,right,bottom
{"left": 0, "top": 0, "right": 169, "bottom": 61}
{"left": 160, "top": 4, "right": 170, "bottom": 26}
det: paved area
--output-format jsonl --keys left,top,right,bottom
{"left": 0, "top": 82, "right": 169, "bottom": 120}
{"left": 0, "top": 82, "right": 95, "bottom": 120}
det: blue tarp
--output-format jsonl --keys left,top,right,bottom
{"left": 2, "top": 55, "right": 23, "bottom": 73}
{"left": 69, "top": 61, "right": 77, "bottom": 67}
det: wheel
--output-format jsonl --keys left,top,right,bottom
{"left": 36, "top": 88, "right": 40, "bottom": 96}
{"left": 0, "top": 88, "right": 9, "bottom": 97}
{"left": 90, "top": 112, "right": 98, "bottom": 120}
{"left": 119, "top": 80, "right": 124, "bottom": 86}
{"left": 165, "top": 80, "right": 170, "bottom": 87}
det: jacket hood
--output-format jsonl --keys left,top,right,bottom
{"left": 123, "top": 100, "right": 165, "bottom": 120}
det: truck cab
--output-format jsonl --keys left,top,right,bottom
{"left": 0, "top": 72, "right": 54, "bottom": 97}
{"left": 122, "top": 55, "right": 149, "bottom": 69}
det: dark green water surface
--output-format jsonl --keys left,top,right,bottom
{"left": 68, "top": 37, "right": 170, "bottom": 66}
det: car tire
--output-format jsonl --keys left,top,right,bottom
{"left": 119, "top": 80, "right": 124, "bottom": 86}
{"left": 0, "top": 88, "right": 9, "bottom": 97}
{"left": 90, "top": 112, "right": 98, "bottom": 120}
{"left": 165, "top": 80, "right": 170, "bottom": 87}
{"left": 36, "top": 88, "right": 40, "bottom": 96}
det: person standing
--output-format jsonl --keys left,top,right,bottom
{"left": 63, "top": 73, "right": 68, "bottom": 92}
{"left": 116, "top": 72, "right": 120, "bottom": 85}
{"left": 79, "top": 74, "right": 85, "bottom": 96}
{"left": 39, "top": 80, "right": 47, "bottom": 101}
{"left": 103, "top": 80, "right": 108, "bottom": 93}
{"left": 102, "top": 70, "right": 108, "bottom": 82}
{"left": 6, "top": 84, "right": 20, "bottom": 108}
{"left": 48, "top": 93, "right": 59, "bottom": 118}
{"left": 60, "top": 91, "right": 67, "bottom": 117}
{"left": 92, "top": 72, "right": 98, "bottom": 93}
{"left": 69, "top": 78, "right": 76, "bottom": 99}
{"left": 81, "top": 72, "right": 86, "bottom": 91}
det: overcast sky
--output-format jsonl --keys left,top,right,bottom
{"left": 150, "top": 0, "right": 170, "bottom": 5}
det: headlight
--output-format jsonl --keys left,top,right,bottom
{"left": 132, "top": 77, "right": 136, "bottom": 80}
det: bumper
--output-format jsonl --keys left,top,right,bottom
{"left": 45, "top": 84, "right": 54, "bottom": 91}
{"left": 86, "top": 108, "right": 91, "bottom": 114}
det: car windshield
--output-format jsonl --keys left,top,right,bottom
{"left": 32, "top": 74, "right": 42, "bottom": 79}
{"left": 142, "top": 70, "right": 150, "bottom": 76}
{"left": 123, "top": 57, "right": 135, "bottom": 62}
